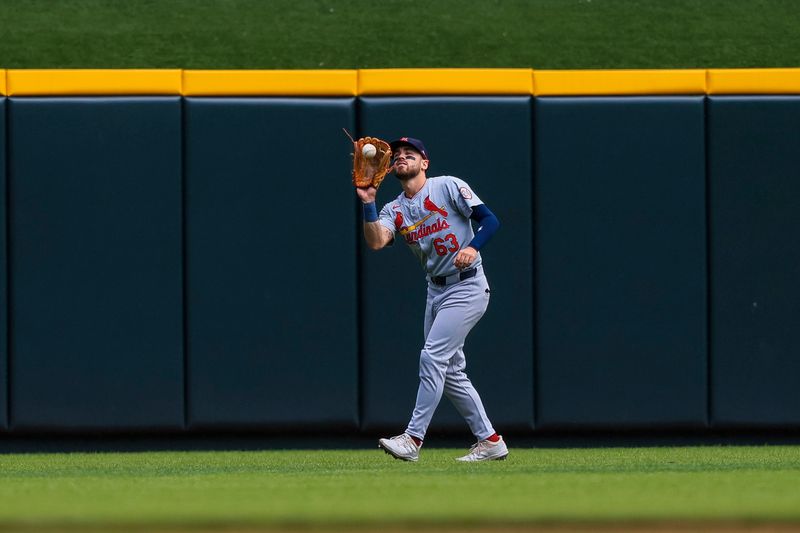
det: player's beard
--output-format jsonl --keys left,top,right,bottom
{"left": 394, "top": 162, "right": 420, "bottom": 181}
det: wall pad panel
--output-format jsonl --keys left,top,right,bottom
{"left": 535, "top": 97, "right": 707, "bottom": 429}
{"left": 0, "top": 100, "right": 6, "bottom": 431}
{"left": 709, "top": 97, "right": 800, "bottom": 427}
{"left": 185, "top": 98, "right": 358, "bottom": 430}
{"left": 9, "top": 97, "right": 183, "bottom": 431}
{"left": 359, "top": 97, "right": 535, "bottom": 435}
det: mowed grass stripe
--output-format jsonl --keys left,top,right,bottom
{"left": 1, "top": 446, "right": 799, "bottom": 526}
{"left": 0, "top": 0, "right": 799, "bottom": 69}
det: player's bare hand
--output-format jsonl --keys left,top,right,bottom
{"left": 356, "top": 186, "right": 377, "bottom": 204}
{"left": 453, "top": 246, "right": 478, "bottom": 270}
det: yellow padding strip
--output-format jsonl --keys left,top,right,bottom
{"left": 183, "top": 70, "right": 357, "bottom": 96}
{"left": 3, "top": 69, "right": 800, "bottom": 96}
{"left": 6, "top": 69, "right": 182, "bottom": 95}
{"left": 534, "top": 70, "right": 707, "bottom": 96}
{"left": 707, "top": 69, "right": 800, "bottom": 94}
{"left": 359, "top": 69, "right": 533, "bottom": 95}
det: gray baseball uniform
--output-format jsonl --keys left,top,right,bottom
{"left": 379, "top": 175, "right": 496, "bottom": 440}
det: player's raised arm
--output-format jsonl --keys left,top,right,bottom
{"left": 349, "top": 134, "right": 394, "bottom": 250}
{"left": 356, "top": 186, "right": 393, "bottom": 250}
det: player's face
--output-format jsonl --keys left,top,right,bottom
{"left": 393, "top": 146, "right": 429, "bottom": 180}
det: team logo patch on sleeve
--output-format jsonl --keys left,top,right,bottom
{"left": 459, "top": 187, "right": 473, "bottom": 200}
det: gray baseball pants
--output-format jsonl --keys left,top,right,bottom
{"left": 405, "top": 268, "right": 496, "bottom": 441}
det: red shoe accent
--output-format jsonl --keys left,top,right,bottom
{"left": 486, "top": 433, "right": 500, "bottom": 443}
{"left": 411, "top": 436, "right": 423, "bottom": 447}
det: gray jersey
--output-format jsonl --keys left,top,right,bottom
{"left": 379, "top": 176, "right": 483, "bottom": 278}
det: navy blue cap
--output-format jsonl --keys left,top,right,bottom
{"left": 390, "top": 137, "right": 429, "bottom": 160}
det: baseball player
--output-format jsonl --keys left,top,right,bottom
{"left": 356, "top": 137, "right": 508, "bottom": 462}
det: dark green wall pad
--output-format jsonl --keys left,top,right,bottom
{"left": 359, "top": 97, "right": 535, "bottom": 435}
{"left": 0, "top": 100, "right": 6, "bottom": 431}
{"left": 708, "top": 97, "right": 800, "bottom": 427}
{"left": 9, "top": 98, "right": 183, "bottom": 431}
{"left": 185, "top": 98, "right": 358, "bottom": 429}
{"left": 535, "top": 97, "right": 707, "bottom": 429}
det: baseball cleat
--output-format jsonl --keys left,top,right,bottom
{"left": 456, "top": 436, "right": 509, "bottom": 462}
{"left": 378, "top": 433, "right": 420, "bottom": 462}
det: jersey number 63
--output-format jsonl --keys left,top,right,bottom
{"left": 433, "top": 234, "right": 460, "bottom": 256}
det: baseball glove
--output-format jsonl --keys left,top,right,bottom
{"left": 352, "top": 136, "right": 393, "bottom": 189}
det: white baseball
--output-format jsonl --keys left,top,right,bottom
{"left": 362, "top": 143, "right": 377, "bottom": 159}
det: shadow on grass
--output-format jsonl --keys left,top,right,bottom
{"left": 2, "top": 428, "right": 800, "bottom": 454}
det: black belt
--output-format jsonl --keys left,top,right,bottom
{"left": 430, "top": 268, "right": 477, "bottom": 286}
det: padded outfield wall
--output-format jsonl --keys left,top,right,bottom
{"left": 0, "top": 68, "right": 798, "bottom": 435}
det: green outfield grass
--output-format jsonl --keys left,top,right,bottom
{"left": 1, "top": 445, "right": 799, "bottom": 529}
{"left": 0, "top": 0, "right": 798, "bottom": 69}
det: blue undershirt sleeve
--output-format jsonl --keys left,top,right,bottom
{"left": 467, "top": 204, "right": 500, "bottom": 251}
